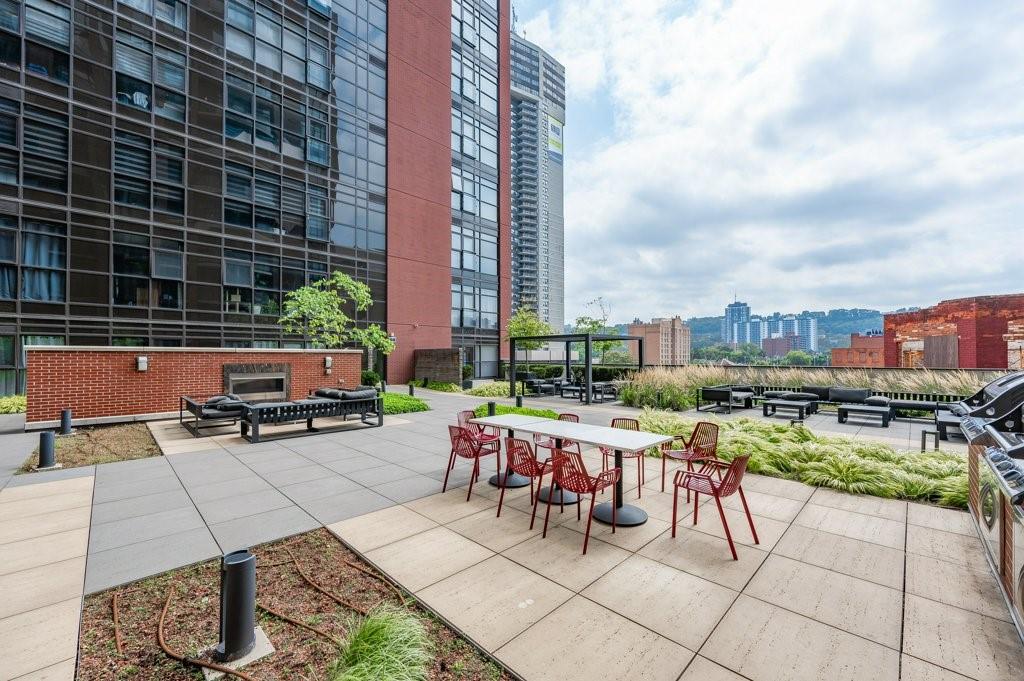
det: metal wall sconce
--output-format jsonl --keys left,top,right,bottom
{"left": 136, "top": 356, "right": 148, "bottom": 371}
{"left": 324, "top": 356, "right": 332, "bottom": 375}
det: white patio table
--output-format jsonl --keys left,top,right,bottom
{"left": 470, "top": 414, "right": 671, "bottom": 526}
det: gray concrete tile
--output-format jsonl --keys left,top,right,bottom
{"left": 258, "top": 463, "right": 334, "bottom": 487}
{"left": 91, "top": 474, "right": 185, "bottom": 504}
{"left": 187, "top": 475, "right": 271, "bottom": 503}
{"left": 93, "top": 457, "right": 174, "bottom": 484}
{"left": 193, "top": 489, "right": 294, "bottom": 525}
{"left": 277, "top": 475, "right": 362, "bottom": 503}
{"left": 345, "top": 463, "right": 422, "bottom": 487}
{"left": 85, "top": 527, "right": 219, "bottom": 593}
{"left": 372, "top": 474, "right": 443, "bottom": 503}
{"left": 88, "top": 507, "right": 207, "bottom": 554}
{"left": 91, "top": 489, "right": 193, "bottom": 525}
{"left": 298, "top": 447, "right": 366, "bottom": 464}
{"left": 4, "top": 466, "right": 95, "bottom": 487}
{"left": 298, "top": 487, "right": 396, "bottom": 524}
{"left": 209, "top": 505, "right": 319, "bottom": 553}
{"left": 322, "top": 455, "right": 391, "bottom": 474}
{"left": 243, "top": 453, "right": 319, "bottom": 474}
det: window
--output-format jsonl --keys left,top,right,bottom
{"left": 22, "top": 106, "right": 67, "bottom": 192}
{"left": 115, "top": 31, "right": 152, "bottom": 110}
{"left": 0, "top": 0, "right": 18, "bottom": 34}
{"left": 0, "top": 216, "right": 13, "bottom": 299}
{"left": 24, "top": 0, "right": 69, "bottom": 82}
{"left": 308, "top": 107, "right": 329, "bottom": 166}
{"left": 21, "top": 220, "right": 65, "bottom": 302}
{"left": 307, "top": 35, "right": 329, "bottom": 90}
{"left": 154, "top": 0, "right": 186, "bottom": 30}
{"left": 224, "top": 250, "right": 252, "bottom": 313}
{"left": 120, "top": 0, "right": 152, "bottom": 13}
{"left": 225, "top": 1, "right": 254, "bottom": 59}
{"left": 112, "top": 231, "right": 149, "bottom": 306}
{"left": 307, "top": 185, "right": 328, "bottom": 240}
{"left": 308, "top": 0, "right": 331, "bottom": 17}
{"left": 255, "top": 6, "right": 282, "bottom": 70}
{"left": 282, "top": 102, "right": 305, "bottom": 159}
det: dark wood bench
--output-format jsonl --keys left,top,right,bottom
{"left": 240, "top": 395, "right": 382, "bottom": 443}
{"left": 762, "top": 399, "right": 815, "bottom": 420}
{"left": 837, "top": 404, "right": 892, "bottom": 427}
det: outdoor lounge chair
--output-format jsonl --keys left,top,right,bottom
{"left": 179, "top": 394, "right": 248, "bottom": 437}
{"left": 696, "top": 385, "right": 755, "bottom": 413}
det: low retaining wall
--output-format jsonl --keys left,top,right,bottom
{"left": 25, "top": 347, "right": 362, "bottom": 427}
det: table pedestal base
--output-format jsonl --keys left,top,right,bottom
{"left": 489, "top": 471, "right": 531, "bottom": 488}
{"left": 537, "top": 484, "right": 579, "bottom": 505}
{"left": 592, "top": 501, "right": 648, "bottom": 526}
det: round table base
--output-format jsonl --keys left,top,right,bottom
{"left": 592, "top": 501, "right": 648, "bottom": 527}
{"left": 537, "top": 485, "right": 580, "bottom": 505}
{"left": 488, "top": 471, "right": 532, "bottom": 488}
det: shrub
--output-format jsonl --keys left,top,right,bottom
{"left": 635, "top": 408, "right": 968, "bottom": 508}
{"left": 462, "top": 364, "right": 474, "bottom": 380}
{"left": 424, "top": 381, "right": 462, "bottom": 393}
{"left": 330, "top": 607, "right": 432, "bottom": 681}
{"left": 382, "top": 393, "right": 429, "bottom": 415}
{"left": 361, "top": 370, "right": 381, "bottom": 387}
{"left": 466, "top": 381, "right": 524, "bottom": 397}
{"left": 0, "top": 395, "right": 26, "bottom": 414}
{"left": 472, "top": 404, "right": 558, "bottom": 420}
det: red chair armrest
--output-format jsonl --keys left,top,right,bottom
{"left": 596, "top": 467, "right": 621, "bottom": 489}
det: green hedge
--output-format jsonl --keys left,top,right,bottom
{"left": 472, "top": 404, "right": 558, "bottom": 420}
{"left": 0, "top": 395, "right": 26, "bottom": 414}
{"left": 423, "top": 381, "right": 461, "bottom": 393}
{"left": 465, "top": 381, "right": 523, "bottom": 397}
{"left": 382, "top": 393, "right": 429, "bottom": 415}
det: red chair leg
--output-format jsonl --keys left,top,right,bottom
{"left": 541, "top": 482, "right": 556, "bottom": 538}
{"left": 661, "top": 455, "right": 666, "bottom": 492}
{"left": 693, "top": 492, "right": 700, "bottom": 525}
{"left": 466, "top": 458, "right": 479, "bottom": 502}
{"left": 496, "top": 480, "right": 506, "bottom": 518}
{"left": 737, "top": 486, "right": 760, "bottom": 545}
{"left": 441, "top": 451, "right": 456, "bottom": 493}
{"left": 636, "top": 457, "right": 643, "bottom": 499}
{"left": 685, "top": 461, "right": 693, "bottom": 503}
{"left": 582, "top": 492, "right": 596, "bottom": 555}
{"left": 714, "top": 494, "right": 738, "bottom": 560}
{"left": 672, "top": 483, "right": 679, "bottom": 537}
{"left": 530, "top": 470, "right": 545, "bottom": 530}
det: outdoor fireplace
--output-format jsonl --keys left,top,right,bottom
{"left": 223, "top": 363, "right": 290, "bottom": 402}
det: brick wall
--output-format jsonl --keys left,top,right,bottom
{"left": 413, "top": 348, "right": 463, "bottom": 384}
{"left": 26, "top": 348, "right": 362, "bottom": 425}
{"left": 831, "top": 333, "right": 884, "bottom": 367}
{"left": 884, "top": 294, "right": 1024, "bottom": 368}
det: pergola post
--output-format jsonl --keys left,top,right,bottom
{"left": 509, "top": 337, "right": 517, "bottom": 399}
{"left": 584, "top": 333, "right": 593, "bottom": 405}
{"left": 564, "top": 341, "right": 571, "bottom": 381}
{"left": 638, "top": 337, "right": 645, "bottom": 369}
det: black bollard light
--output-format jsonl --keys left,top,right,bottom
{"left": 515, "top": 395, "right": 523, "bottom": 408}
{"left": 59, "top": 408, "right": 72, "bottom": 435}
{"left": 487, "top": 401, "right": 496, "bottom": 416}
{"left": 215, "top": 550, "right": 256, "bottom": 662}
{"left": 656, "top": 391, "right": 663, "bottom": 409}
{"left": 38, "top": 431, "right": 55, "bottom": 469}
{"left": 408, "top": 383, "right": 415, "bottom": 396}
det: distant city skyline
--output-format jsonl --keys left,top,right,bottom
{"left": 516, "top": 1, "right": 1024, "bottom": 321}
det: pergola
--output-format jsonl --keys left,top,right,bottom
{"left": 508, "top": 333, "right": 645, "bottom": 405}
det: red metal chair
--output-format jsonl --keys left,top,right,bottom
{"left": 660, "top": 421, "right": 719, "bottom": 494}
{"left": 539, "top": 449, "right": 620, "bottom": 555}
{"left": 600, "top": 417, "right": 644, "bottom": 499}
{"left": 534, "top": 413, "right": 582, "bottom": 455}
{"left": 444, "top": 425, "right": 501, "bottom": 502}
{"left": 458, "top": 410, "right": 499, "bottom": 445}
{"left": 497, "top": 437, "right": 551, "bottom": 523}
{"left": 671, "top": 454, "right": 758, "bottom": 560}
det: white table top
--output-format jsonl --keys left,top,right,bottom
{"left": 470, "top": 415, "right": 671, "bottom": 453}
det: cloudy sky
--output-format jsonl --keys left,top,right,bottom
{"left": 514, "top": 0, "right": 1024, "bottom": 322}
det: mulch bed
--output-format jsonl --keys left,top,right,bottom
{"left": 20, "top": 422, "right": 161, "bottom": 472}
{"left": 78, "top": 528, "right": 512, "bottom": 681}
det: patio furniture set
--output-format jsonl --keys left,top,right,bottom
{"left": 699, "top": 383, "right": 957, "bottom": 428}
{"left": 516, "top": 372, "right": 621, "bottom": 403}
{"left": 179, "top": 386, "right": 382, "bottom": 443}
{"left": 445, "top": 410, "right": 759, "bottom": 560}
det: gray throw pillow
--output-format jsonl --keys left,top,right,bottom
{"left": 341, "top": 389, "right": 378, "bottom": 400}
{"left": 829, "top": 387, "right": 871, "bottom": 403}
{"left": 865, "top": 396, "right": 891, "bottom": 407}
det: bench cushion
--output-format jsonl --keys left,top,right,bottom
{"left": 801, "top": 386, "right": 832, "bottom": 401}
{"left": 829, "top": 387, "right": 871, "bottom": 404}
{"left": 202, "top": 407, "right": 243, "bottom": 418}
{"left": 864, "top": 396, "right": 891, "bottom": 407}
{"left": 314, "top": 388, "right": 344, "bottom": 399}
{"left": 762, "top": 390, "right": 788, "bottom": 399}
{"left": 214, "top": 399, "right": 248, "bottom": 411}
{"left": 890, "top": 399, "right": 939, "bottom": 410}
{"left": 341, "top": 388, "right": 378, "bottom": 400}
{"left": 780, "top": 392, "right": 818, "bottom": 401}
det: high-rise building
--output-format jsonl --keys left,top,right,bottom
{"left": 628, "top": 316, "right": 690, "bottom": 366}
{"left": 796, "top": 315, "right": 818, "bottom": 352}
{"left": 509, "top": 32, "right": 564, "bottom": 331}
{"left": 0, "top": 0, "right": 511, "bottom": 393}
{"left": 722, "top": 301, "right": 750, "bottom": 344}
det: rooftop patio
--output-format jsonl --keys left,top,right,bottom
{"left": 0, "top": 388, "right": 1020, "bottom": 680}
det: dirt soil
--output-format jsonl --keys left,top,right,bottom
{"left": 78, "top": 528, "right": 512, "bottom": 681}
{"left": 20, "top": 423, "right": 161, "bottom": 472}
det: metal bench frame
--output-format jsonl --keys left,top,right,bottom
{"left": 837, "top": 404, "right": 892, "bottom": 428}
{"left": 240, "top": 396, "right": 383, "bottom": 443}
{"left": 179, "top": 395, "right": 243, "bottom": 438}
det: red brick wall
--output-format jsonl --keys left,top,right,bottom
{"left": 884, "top": 294, "right": 1024, "bottom": 368}
{"left": 386, "top": 0, "right": 453, "bottom": 383}
{"left": 831, "top": 334, "right": 884, "bottom": 367}
{"left": 25, "top": 349, "right": 362, "bottom": 424}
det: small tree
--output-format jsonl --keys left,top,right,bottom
{"left": 506, "top": 308, "right": 554, "bottom": 376}
{"left": 279, "top": 271, "right": 396, "bottom": 361}
{"left": 782, "top": 350, "right": 813, "bottom": 366}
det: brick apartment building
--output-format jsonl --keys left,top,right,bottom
{"left": 0, "top": 0, "right": 510, "bottom": 393}
{"left": 831, "top": 332, "right": 884, "bottom": 368}
{"left": 627, "top": 316, "right": 690, "bottom": 366}
{"left": 762, "top": 334, "right": 799, "bottom": 358}
{"left": 884, "top": 294, "right": 1024, "bottom": 369}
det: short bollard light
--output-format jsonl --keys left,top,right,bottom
{"left": 515, "top": 395, "right": 523, "bottom": 408}
{"left": 59, "top": 408, "right": 73, "bottom": 436}
{"left": 38, "top": 431, "right": 55, "bottom": 469}
{"left": 408, "top": 383, "right": 415, "bottom": 396}
{"left": 215, "top": 549, "right": 257, "bottom": 662}
{"left": 487, "top": 401, "right": 496, "bottom": 416}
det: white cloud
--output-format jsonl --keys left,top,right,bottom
{"left": 521, "top": 0, "right": 1024, "bottom": 322}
